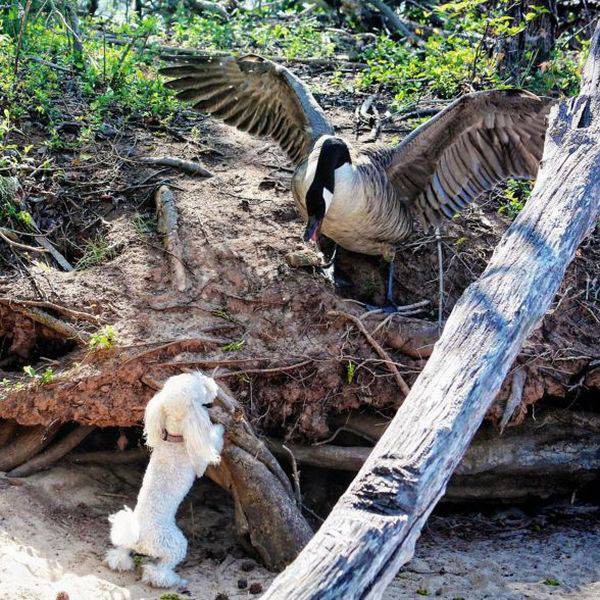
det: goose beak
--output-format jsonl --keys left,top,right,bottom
{"left": 303, "top": 216, "right": 322, "bottom": 243}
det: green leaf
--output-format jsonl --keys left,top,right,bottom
{"left": 23, "top": 365, "right": 36, "bottom": 378}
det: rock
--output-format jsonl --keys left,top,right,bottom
{"left": 237, "top": 578, "right": 248, "bottom": 590}
{"left": 284, "top": 249, "right": 323, "bottom": 268}
{"left": 407, "top": 558, "right": 431, "bottom": 574}
{"left": 249, "top": 582, "right": 263, "bottom": 594}
{"left": 240, "top": 560, "right": 256, "bottom": 572}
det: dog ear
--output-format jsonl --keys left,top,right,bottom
{"left": 143, "top": 390, "right": 165, "bottom": 448}
{"left": 183, "top": 399, "right": 223, "bottom": 476}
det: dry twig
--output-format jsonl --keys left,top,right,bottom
{"left": 9, "top": 305, "right": 89, "bottom": 345}
{"left": 0, "top": 298, "right": 100, "bottom": 324}
{"left": 0, "top": 228, "right": 47, "bottom": 253}
{"left": 141, "top": 156, "right": 213, "bottom": 177}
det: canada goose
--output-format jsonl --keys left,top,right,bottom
{"left": 161, "top": 55, "right": 553, "bottom": 309}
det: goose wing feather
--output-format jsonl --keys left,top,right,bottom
{"left": 380, "top": 90, "right": 555, "bottom": 226}
{"left": 161, "top": 54, "right": 333, "bottom": 165}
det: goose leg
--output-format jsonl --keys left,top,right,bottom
{"left": 363, "top": 255, "right": 429, "bottom": 315}
{"left": 385, "top": 256, "right": 396, "bottom": 305}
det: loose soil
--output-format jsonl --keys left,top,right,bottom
{"left": 0, "top": 462, "right": 598, "bottom": 599}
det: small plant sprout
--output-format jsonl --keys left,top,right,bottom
{"left": 133, "top": 554, "right": 144, "bottom": 568}
{"left": 89, "top": 325, "right": 118, "bottom": 350}
{"left": 133, "top": 213, "right": 156, "bottom": 237}
{"left": 221, "top": 339, "right": 245, "bottom": 352}
{"left": 75, "top": 235, "right": 113, "bottom": 270}
{"left": 39, "top": 368, "right": 55, "bottom": 384}
{"left": 22, "top": 366, "right": 55, "bottom": 384}
{"left": 543, "top": 578, "right": 561, "bottom": 586}
{"left": 346, "top": 361, "right": 357, "bottom": 384}
{"left": 498, "top": 180, "right": 533, "bottom": 219}
{"left": 23, "top": 365, "right": 36, "bottom": 379}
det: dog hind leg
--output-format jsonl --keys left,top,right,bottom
{"left": 141, "top": 561, "right": 188, "bottom": 588}
{"left": 105, "top": 546, "right": 135, "bottom": 572}
{"left": 141, "top": 527, "right": 188, "bottom": 588}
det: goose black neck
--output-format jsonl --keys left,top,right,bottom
{"left": 306, "top": 137, "right": 351, "bottom": 218}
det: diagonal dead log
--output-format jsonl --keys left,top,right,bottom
{"left": 262, "top": 23, "right": 600, "bottom": 600}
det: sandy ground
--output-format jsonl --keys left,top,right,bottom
{"left": 0, "top": 462, "right": 598, "bottom": 600}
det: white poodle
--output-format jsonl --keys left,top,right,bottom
{"left": 105, "top": 372, "right": 224, "bottom": 588}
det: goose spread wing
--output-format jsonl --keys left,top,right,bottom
{"left": 160, "top": 54, "right": 333, "bottom": 165}
{"left": 381, "top": 90, "right": 554, "bottom": 226}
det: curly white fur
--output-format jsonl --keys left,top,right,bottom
{"left": 105, "top": 372, "right": 224, "bottom": 588}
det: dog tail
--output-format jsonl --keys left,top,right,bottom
{"left": 108, "top": 506, "right": 140, "bottom": 548}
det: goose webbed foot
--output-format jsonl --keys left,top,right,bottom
{"left": 363, "top": 300, "right": 429, "bottom": 315}
{"left": 362, "top": 254, "right": 429, "bottom": 315}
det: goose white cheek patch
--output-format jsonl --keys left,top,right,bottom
{"left": 323, "top": 188, "right": 333, "bottom": 212}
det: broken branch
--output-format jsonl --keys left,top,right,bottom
{"left": 155, "top": 185, "right": 189, "bottom": 292}
{"left": 141, "top": 156, "right": 213, "bottom": 177}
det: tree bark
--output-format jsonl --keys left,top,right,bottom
{"left": 262, "top": 22, "right": 600, "bottom": 600}
{"left": 267, "top": 409, "right": 600, "bottom": 502}
{"left": 206, "top": 386, "right": 313, "bottom": 569}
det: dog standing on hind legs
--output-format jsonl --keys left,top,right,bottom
{"left": 105, "top": 372, "right": 224, "bottom": 588}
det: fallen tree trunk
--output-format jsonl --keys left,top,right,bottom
{"left": 262, "top": 23, "right": 600, "bottom": 600}
{"left": 0, "top": 423, "right": 61, "bottom": 471}
{"left": 268, "top": 408, "right": 600, "bottom": 501}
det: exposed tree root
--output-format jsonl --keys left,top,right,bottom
{"left": 0, "top": 297, "right": 101, "bottom": 324}
{"left": 142, "top": 156, "right": 213, "bottom": 177}
{"left": 6, "top": 304, "right": 89, "bottom": 346}
{"left": 328, "top": 310, "right": 411, "bottom": 396}
{"left": 377, "top": 315, "right": 440, "bottom": 358}
{"left": 500, "top": 367, "right": 526, "bottom": 433}
{"left": 267, "top": 438, "right": 366, "bottom": 471}
{"left": 8, "top": 425, "right": 95, "bottom": 477}
{"left": 0, "top": 420, "right": 18, "bottom": 447}
{"left": 69, "top": 447, "right": 148, "bottom": 464}
{"left": 0, "top": 423, "right": 61, "bottom": 471}
{"left": 268, "top": 408, "right": 600, "bottom": 502}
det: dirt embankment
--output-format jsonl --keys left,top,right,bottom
{"left": 0, "top": 87, "right": 598, "bottom": 440}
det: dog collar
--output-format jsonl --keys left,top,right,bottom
{"left": 161, "top": 429, "right": 184, "bottom": 443}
